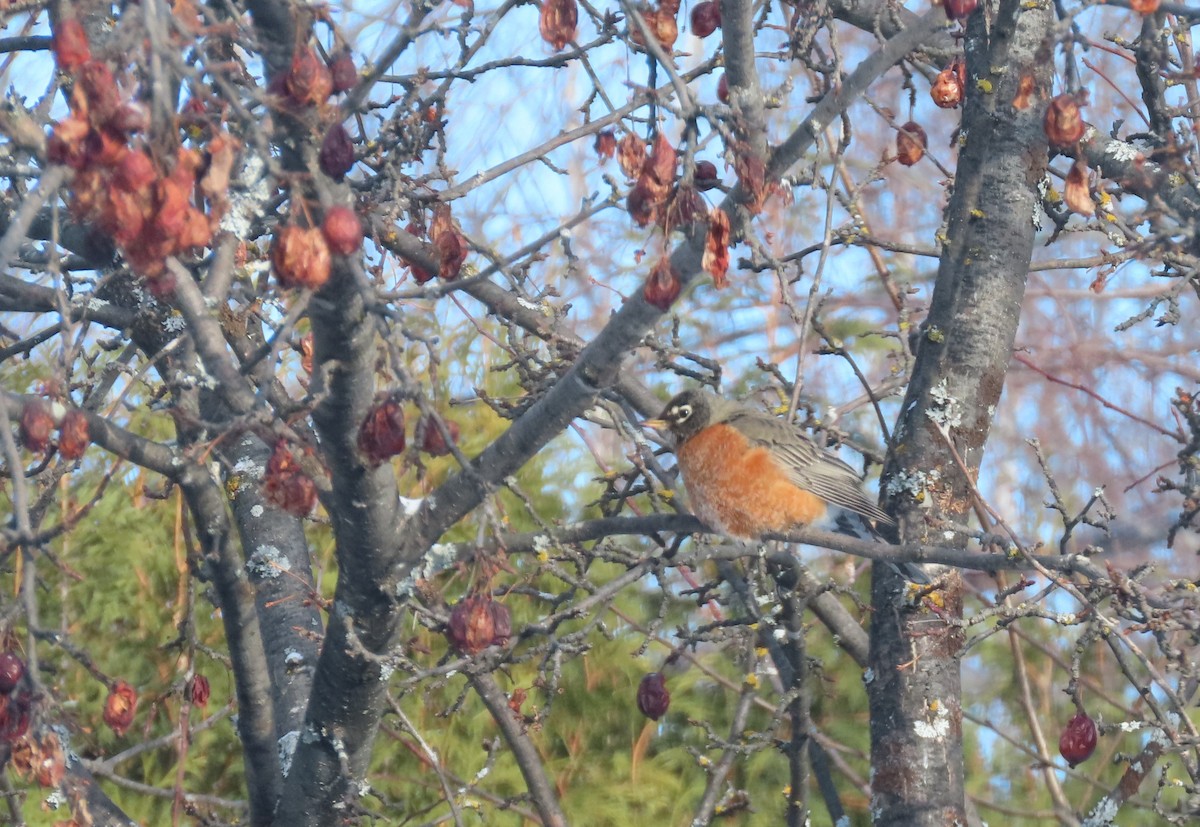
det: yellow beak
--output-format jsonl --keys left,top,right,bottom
{"left": 642, "top": 418, "right": 669, "bottom": 432}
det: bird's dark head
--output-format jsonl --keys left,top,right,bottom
{"left": 644, "top": 389, "right": 719, "bottom": 443}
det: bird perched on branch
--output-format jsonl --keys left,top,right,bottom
{"left": 643, "top": 389, "right": 894, "bottom": 539}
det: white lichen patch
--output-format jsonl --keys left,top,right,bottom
{"left": 396, "top": 542, "right": 459, "bottom": 598}
{"left": 250, "top": 504, "right": 264, "bottom": 518}
{"left": 278, "top": 730, "right": 300, "bottom": 777}
{"left": 1081, "top": 794, "right": 1118, "bottom": 827}
{"left": 398, "top": 496, "right": 423, "bottom": 517}
{"left": 233, "top": 458, "right": 265, "bottom": 480}
{"left": 517, "top": 297, "right": 551, "bottom": 315}
{"left": 1103, "top": 139, "right": 1139, "bottom": 164}
{"left": 914, "top": 702, "right": 951, "bottom": 741}
{"left": 221, "top": 152, "right": 271, "bottom": 238}
{"left": 284, "top": 647, "right": 305, "bottom": 667}
{"left": 885, "top": 467, "right": 940, "bottom": 501}
{"left": 194, "top": 357, "right": 218, "bottom": 390}
{"left": 926, "top": 379, "right": 963, "bottom": 429}
{"left": 246, "top": 544, "right": 289, "bottom": 579}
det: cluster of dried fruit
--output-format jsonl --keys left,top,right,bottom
{"left": 0, "top": 651, "right": 63, "bottom": 789}
{"left": 8, "top": 731, "right": 64, "bottom": 789}
{"left": 1042, "top": 93, "right": 1095, "bottom": 216}
{"left": 263, "top": 439, "right": 320, "bottom": 516}
{"left": 609, "top": 129, "right": 731, "bottom": 309}
{"left": 629, "top": 0, "right": 680, "bottom": 53}
{"left": 625, "top": 133, "right": 682, "bottom": 228}
{"left": 446, "top": 595, "right": 512, "bottom": 655}
{"left": 18, "top": 400, "right": 90, "bottom": 460}
{"left": 401, "top": 204, "right": 468, "bottom": 284}
{"left": 48, "top": 19, "right": 238, "bottom": 288}
{"left": 271, "top": 204, "right": 365, "bottom": 292}
{"left": 924, "top": 38, "right": 1095, "bottom": 216}
{"left": 266, "top": 44, "right": 366, "bottom": 291}
{"left": 357, "top": 395, "right": 460, "bottom": 466}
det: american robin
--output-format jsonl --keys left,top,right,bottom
{"left": 644, "top": 389, "right": 893, "bottom": 539}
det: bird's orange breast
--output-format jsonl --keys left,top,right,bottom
{"left": 676, "top": 423, "right": 827, "bottom": 538}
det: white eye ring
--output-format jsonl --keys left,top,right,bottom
{"left": 675, "top": 404, "right": 692, "bottom": 421}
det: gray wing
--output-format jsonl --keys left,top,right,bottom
{"left": 725, "top": 410, "right": 895, "bottom": 526}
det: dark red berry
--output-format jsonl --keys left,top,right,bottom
{"left": 1059, "top": 712, "right": 1098, "bottom": 767}
{"left": 319, "top": 123, "right": 355, "bottom": 180}
{"left": 637, "top": 672, "right": 670, "bottom": 720}
{"left": 695, "top": 159, "right": 719, "bottom": 190}
{"left": 0, "top": 653, "right": 25, "bottom": 694}
{"left": 690, "top": 1, "right": 721, "bottom": 37}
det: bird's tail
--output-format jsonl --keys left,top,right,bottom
{"left": 830, "top": 507, "right": 930, "bottom": 585}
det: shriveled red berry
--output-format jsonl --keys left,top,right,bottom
{"left": 319, "top": 123, "right": 355, "bottom": 180}
{"left": 189, "top": 674, "right": 211, "bottom": 707}
{"left": 272, "top": 225, "right": 331, "bottom": 290}
{"left": 644, "top": 258, "right": 681, "bottom": 311}
{"left": 103, "top": 680, "right": 138, "bottom": 736}
{"left": 284, "top": 45, "right": 333, "bottom": 107}
{"left": 447, "top": 595, "right": 511, "bottom": 654}
{"left": 419, "top": 416, "right": 460, "bottom": 457}
{"left": 594, "top": 130, "right": 618, "bottom": 161}
{"left": 329, "top": 51, "right": 357, "bottom": 94}
{"left": 539, "top": 0, "right": 578, "bottom": 51}
{"left": 896, "top": 121, "right": 927, "bottom": 167}
{"left": 637, "top": 672, "right": 670, "bottom": 720}
{"left": 358, "top": 394, "right": 406, "bottom": 466}
{"left": 114, "top": 149, "right": 156, "bottom": 193}
{"left": 931, "top": 64, "right": 964, "bottom": 109}
{"left": 1059, "top": 712, "right": 1098, "bottom": 768}
{"left": 690, "top": 1, "right": 721, "bottom": 36}
{"left": 58, "top": 409, "right": 90, "bottom": 460}
{"left": 664, "top": 184, "right": 706, "bottom": 226}
{"left": 19, "top": 401, "right": 53, "bottom": 453}
{"left": 1044, "top": 94, "right": 1085, "bottom": 149}
{"left": 717, "top": 73, "right": 729, "bottom": 104}
{"left": 0, "top": 653, "right": 25, "bottom": 694}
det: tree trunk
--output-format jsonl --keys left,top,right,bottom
{"left": 870, "top": 3, "right": 1054, "bottom": 823}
